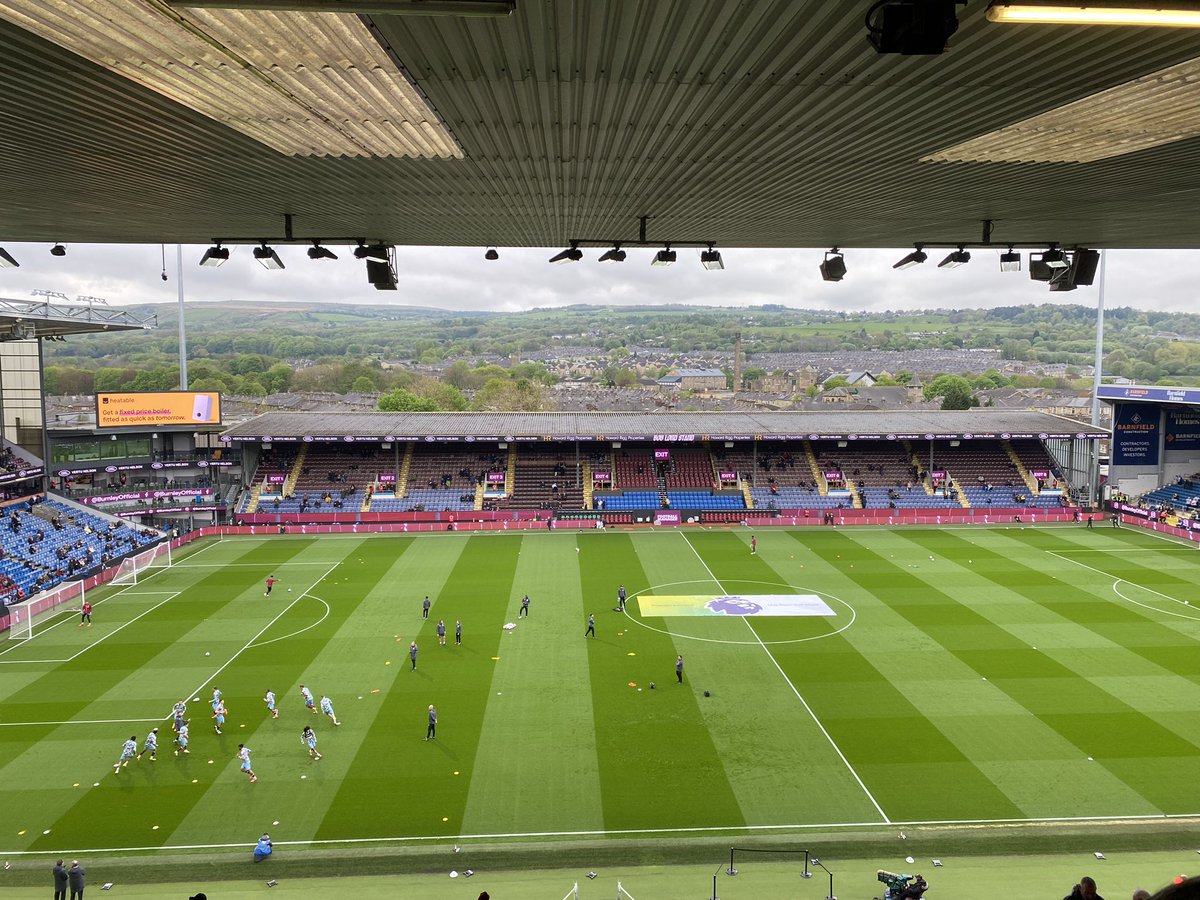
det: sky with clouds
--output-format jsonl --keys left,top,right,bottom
{"left": 1, "top": 242, "right": 1198, "bottom": 315}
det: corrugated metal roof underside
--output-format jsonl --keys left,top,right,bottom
{"left": 3, "top": 2, "right": 1200, "bottom": 247}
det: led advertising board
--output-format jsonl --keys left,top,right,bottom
{"left": 96, "top": 392, "right": 222, "bottom": 428}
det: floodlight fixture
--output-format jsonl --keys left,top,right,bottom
{"left": 549, "top": 243, "right": 583, "bottom": 264}
{"left": 50, "top": 243, "right": 67, "bottom": 257}
{"left": 598, "top": 245, "right": 627, "bottom": 263}
{"left": 987, "top": 2, "right": 1200, "bottom": 27}
{"left": 199, "top": 244, "right": 230, "bottom": 267}
{"left": 867, "top": 0, "right": 967, "bottom": 54}
{"left": 253, "top": 242, "right": 285, "bottom": 270}
{"left": 938, "top": 246, "right": 971, "bottom": 268}
{"left": 0, "top": 247, "right": 19, "bottom": 268}
{"left": 1029, "top": 254, "right": 1054, "bottom": 281}
{"left": 1042, "top": 245, "right": 1069, "bottom": 268}
{"left": 352, "top": 241, "right": 391, "bottom": 263}
{"left": 307, "top": 242, "right": 338, "bottom": 260}
{"left": 484, "top": 247, "right": 499, "bottom": 260}
{"left": 819, "top": 248, "right": 847, "bottom": 282}
{"left": 700, "top": 245, "right": 724, "bottom": 270}
{"left": 999, "top": 246, "right": 1022, "bottom": 272}
{"left": 893, "top": 246, "right": 928, "bottom": 269}
{"left": 651, "top": 246, "right": 677, "bottom": 267}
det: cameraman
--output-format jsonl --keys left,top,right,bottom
{"left": 898, "top": 874, "right": 928, "bottom": 900}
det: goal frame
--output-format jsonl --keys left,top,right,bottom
{"left": 111, "top": 542, "right": 173, "bottom": 586}
{"left": 4, "top": 578, "right": 86, "bottom": 640}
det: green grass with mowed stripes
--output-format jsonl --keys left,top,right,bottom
{"left": 3, "top": 523, "right": 1200, "bottom": 854}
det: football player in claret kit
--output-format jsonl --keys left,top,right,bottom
{"left": 264, "top": 575, "right": 278, "bottom": 597}
{"left": 79, "top": 600, "right": 92, "bottom": 627}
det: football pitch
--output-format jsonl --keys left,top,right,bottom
{"left": 4, "top": 523, "right": 1200, "bottom": 860}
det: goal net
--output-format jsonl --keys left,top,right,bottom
{"left": 4, "top": 578, "right": 85, "bottom": 640}
{"left": 111, "top": 541, "right": 173, "bottom": 586}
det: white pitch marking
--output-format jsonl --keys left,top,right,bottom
{"left": 0, "top": 717, "right": 163, "bottom": 728}
{"left": 677, "top": 530, "right": 890, "bottom": 824}
{"left": 177, "top": 561, "right": 343, "bottom": 709}
{"left": 4, "top": 810, "right": 1191, "bottom": 855}
{"left": 248, "top": 597, "right": 332, "bottom": 649}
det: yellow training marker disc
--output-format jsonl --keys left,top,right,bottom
{"left": 442, "top": 817, "right": 449, "bottom": 822}
{"left": 17, "top": 831, "right": 24, "bottom": 836}
{"left": 152, "top": 825, "right": 159, "bottom": 830}
{"left": 492, "top": 656, "right": 500, "bottom": 660}
{"left": 627, "top": 652, "right": 636, "bottom": 656}
{"left": 454, "top": 771, "right": 460, "bottom": 775}
{"left": 73, "top": 783, "right": 79, "bottom": 787}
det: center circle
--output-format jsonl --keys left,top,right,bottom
{"left": 621, "top": 579, "right": 856, "bottom": 645}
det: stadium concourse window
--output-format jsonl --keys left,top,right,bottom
{"left": 51, "top": 438, "right": 150, "bottom": 462}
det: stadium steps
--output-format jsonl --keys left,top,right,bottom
{"left": 582, "top": 461, "right": 594, "bottom": 509}
{"left": 473, "top": 481, "right": 485, "bottom": 510}
{"left": 739, "top": 477, "right": 755, "bottom": 509}
{"left": 504, "top": 445, "right": 517, "bottom": 497}
{"left": 360, "top": 489, "right": 373, "bottom": 513}
{"left": 284, "top": 446, "right": 307, "bottom": 496}
{"left": 803, "top": 440, "right": 826, "bottom": 494}
{"left": 845, "top": 478, "right": 863, "bottom": 508}
{"left": 245, "top": 483, "right": 263, "bottom": 513}
{"left": 909, "top": 450, "right": 936, "bottom": 496}
{"left": 396, "top": 443, "right": 413, "bottom": 498}
{"left": 955, "top": 481, "right": 971, "bottom": 508}
{"left": 1003, "top": 441, "right": 1039, "bottom": 494}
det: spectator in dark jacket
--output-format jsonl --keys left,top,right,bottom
{"left": 67, "top": 860, "right": 85, "bottom": 899}
{"left": 1064, "top": 876, "right": 1102, "bottom": 900}
{"left": 52, "top": 859, "right": 68, "bottom": 900}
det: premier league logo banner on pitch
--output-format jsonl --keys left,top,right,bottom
{"left": 638, "top": 594, "right": 836, "bottom": 617}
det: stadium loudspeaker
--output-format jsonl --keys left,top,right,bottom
{"left": 1071, "top": 249, "right": 1101, "bottom": 286}
{"left": 366, "top": 259, "right": 397, "bottom": 290}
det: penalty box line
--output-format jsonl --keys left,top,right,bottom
{"left": 676, "top": 531, "right": 891, "bottom": 825}
{"left": 0, "top": 538, "right": 226, "bottom": 658}
{"left": 0, "top": 716, "right": 164, "bottom": 728}
{"left": 0, "top": 592, "right": 184, "bottom": 666}
{"left": 174, "top": 560, "right": 344, "bottom": 716}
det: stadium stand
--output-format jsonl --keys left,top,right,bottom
{"left": 613, "top": 449, "right": 658, "bottom": 490}
{"left": 1139, "top": 475, "right": 1200, "bottom": 514}
{"left": 0, "top": 443, "right": 37, "bottom": 477}
{"left": 0, "top": 498, "right": 161, "bottom": 599}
